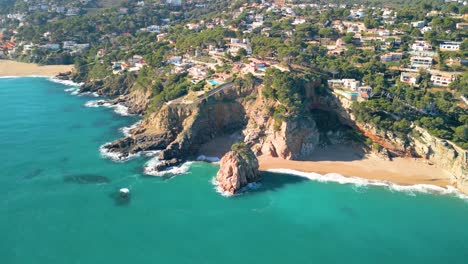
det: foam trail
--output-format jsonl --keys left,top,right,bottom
{"left": 144, "top": 157, "right": 193, "bottom": 176}
{"left": 85, "top": 100, "right": 134, "bottom": 116}
{"left": 212, "top": 178, "right": 261, "bottom": 197}
{"left": 49, "top": 77, "right": 83, "bottom": 86}
{"left": 99, "top": 144, "right": 140, "bottom": 162}
{"left": 121, "top": 121, "right": 142, "bottom": 137}
{"left": 267, "top": 169, "right": 468, "bottom": 200}
{"left": 0, "top": 75, "right": 51, "bottom": 79}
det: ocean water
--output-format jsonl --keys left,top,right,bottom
{"left": 1, "top": 77, "right": 468, "bottom": 264}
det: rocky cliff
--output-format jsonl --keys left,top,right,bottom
{"left": 330, "top": 92, "right": 468, "bottom": 192}
{"left": 103, "top": 79, "right": 345, "bottom": 172}
{"left": 215, "top": 144, "right": 260, "bottom": 195}
{"left": 243, "top": 93, "right": 320, "bottom": 159}
{"left": 411, "top": 127, "right": 467, "bottom": 191}
{"left": 104, "top": 81, "right": 252, "bottom": 170}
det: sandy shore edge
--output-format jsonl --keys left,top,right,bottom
{"left": 258, "top": 155, "right": 452, "bottom": 188}
{"left": 198, "top": 137, "right": 454, "bottom": 189}
{"left": 0, "top": 60, "right": 73, "bottom": 77}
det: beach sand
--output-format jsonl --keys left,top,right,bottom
{"left": 258, "top": 145, "right": 452, "bottom": 188}
{"left": 0, "top": 60, "right": 73, "bottom": 77}
{"left": 200, "top": 139, "right": 452, "bottom": 187}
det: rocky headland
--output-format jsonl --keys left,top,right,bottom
{"left": 215, "top": 143, "right": 260, "bottom": 195}
{"left": 64, "top": 69, "right": 467, "bottom": 195}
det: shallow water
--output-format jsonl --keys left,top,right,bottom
{"left": 1, "top": 77, "right": 468, "bottom": 264}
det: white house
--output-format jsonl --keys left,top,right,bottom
{"left": 439, "top": 41, "right": 461, "bottom": 52}
{"left": 411, "top": 40, "right": 433, "bottom": 51}
{"left": 400, "top": 72, "right": 420, "bottom": 86}
{"left": 410, "top": 56, "right": 433, "bottom": 69}
{"left": 431, "top": 72, "right": 456, "bottom": 86}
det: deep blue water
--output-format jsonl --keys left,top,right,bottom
{"left": 1, "top": 77, "right": 468, "bottom": 264}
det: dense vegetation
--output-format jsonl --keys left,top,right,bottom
{"left": 352, "top": 82, "right": 468, "bottom": 148}
{"left": 1, "top": 0, "right": 466, "bottom": 149}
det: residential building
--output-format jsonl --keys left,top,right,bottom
{"left": 439, "top": 41, "right": 461, "bottom": 52}
{"left": 328, "top": 79, "right": 361, "bottom": 91}
{"left": 380, "top": 52, "right": 403, "bottom": 63}
{"left": 456, "top": 23, "right": 468, "bottom": 30}
{"left": 431, "top": 72, "right": 456, "bottom": 86}
{"left": 400, "top": 72, "right": 420, "bottom": 86}
{"left": 411, "top": 41, "right": 433, "bottom": 51}
{"left": 410, "top": 56, "right": 432, "bottom": 69}
{"left": 411, "top": 21, "right": 425, "bottom": 28}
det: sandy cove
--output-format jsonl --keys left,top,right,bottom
{"left": 258, "top": 155, "right": 452, "bottom": 188}
{"left": 0, "top": 60, "right": 73, "bottom": 77}
{"left": 199, "top": 138, "right": 452, "bottom": 188}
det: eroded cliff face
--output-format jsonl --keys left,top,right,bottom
{"left": 110, "top": 88, "right": 152, "bottom": 115}
{"left": 104, "top": 102, "right": 196, "bottom": 158}
{"left": 215, "top": 147, "right": 260, "bottom": 195}
{"left": 411, "top": 127, "right": 467, "bottom": 191}
{"left": 329, "top": 92, "right": 468, "bottom": 192}
{"left": 104, "top": 78, "right": 340, "bottom": 172}
{"left": 105, "top": 82, "right": 252, "bottom": 170}
{"left": 80, "top": 73, "right": 136, "bottom": 97}
{"left": 243, "top": 95, "right": 319, "bottom": 160}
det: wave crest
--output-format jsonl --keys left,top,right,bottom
{"left": 49, "top": 77, "right": 83, "bottom": 87}
{"left": 267, "top": 169, "right": 468, "bottom": 200}
{"left": 85, "top": 100, "right": 133, "bottom": 116}
{"left": 144, "top": 157, "right": 193, "bottom": 176}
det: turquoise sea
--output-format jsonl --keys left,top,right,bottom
{"left": 1, "top": 77, "right": 468, "bottom": 264}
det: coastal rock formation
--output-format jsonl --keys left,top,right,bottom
{"left": 243, "top": 88, "right": 320, "bottom": 160}
{"left": 410, "top": 127, "right": 467, "bottom": 192}
{"left": 80, "top": 73, "right": 136, "bottom": 97}
{"left": 215, "top": 144, "right": 260, "bottom": 195}
{"left": 105, "top": 81, "right": 253, "bottom": 171}
{"left": 329, "top": 92, "right": 468, "bottom": 193}
{"left": 109, "top": 88, "right": 152, "bottom": 115}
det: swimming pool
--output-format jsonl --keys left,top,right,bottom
{"left": 208, "top": 80, "right": 221, "bottom": 85}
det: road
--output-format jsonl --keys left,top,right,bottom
{"left": 197, "top": 82, "right": 234, "bottom": 101}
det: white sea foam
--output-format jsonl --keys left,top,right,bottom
{"left": 197, "top": 155, "right": 220, "bottom": 163}
{"left": 84, "top": 100, "right": 133, "bottom": 116}
{"left": 99, "top": 143, "right": 140, "bottom": 162}
{"left": 121, "top": 121, "right": 142, "bottom": 137}
{"left": 212, "top": 178, "right": 262, "bottom": 197}
{"left": 143, "top": 156, "right": 193, "bottom": 176}
{"left": 267, "top": 169, "right": 468, "bottom": 200}
{"left": 0, "top": 76, "right": 33, "bottom": 79}
{"left": 49, "top": 77, "right": 83, "bottom": 87}
{"left": 85, "top": 99, "right": 108, "bottom": 107}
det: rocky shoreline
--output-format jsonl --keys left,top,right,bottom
{"left": 56, "top": 70, "right": 467, "bottom": 195}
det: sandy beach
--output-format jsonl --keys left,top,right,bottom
{"left": 258, "top": 145, "right": 452, "bottom": 188}
{"left": 200, "top": 139, "right": 452, "bottom": 188}
{"left": 0, "top": 60, "right": 73, "bottom": 77}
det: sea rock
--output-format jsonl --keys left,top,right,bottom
{"left": 216, "top": 144, "right": 260, "bottom": 195}
{"left": 55, "top": 71, "right": 72, "bottom": 80}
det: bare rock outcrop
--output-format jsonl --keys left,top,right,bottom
{"left": 243, "top": 90, "right": 319, "bottom": 160}
{"left": 215, "top": 144, "right": 260, "bottom": 195}
{"left": 411, "top": 126, "right": 467, "bottom": 192}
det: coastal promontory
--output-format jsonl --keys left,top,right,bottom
{"left": 216, "top": 143, "right": 260, "bottom": 195}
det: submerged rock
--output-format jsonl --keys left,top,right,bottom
{"left": 216, "top": 143, "right": 260, "bottom": 195}
{"left": 63, "top": 174, "right": 110, "bottom": 184}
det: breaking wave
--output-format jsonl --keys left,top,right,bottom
{"left": 121, "top": 121, "right": 142, "bottom": 137}
{"left": 49, "top": 77, "right": 83, "bottom": 87}
{"left": 143, "top": 157, "right": 193, "bottom": 176}
{"left": 267, "top": 169, "right": 468, "bottom": 200}
{"left": 99, "top": 144, "right": 140, "bottom": 162}
{"left": 212, "top": 178, "right": 261, "bottom": 197}
{"left": 85, "top": 100, "right": 133, "bottom": 116}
